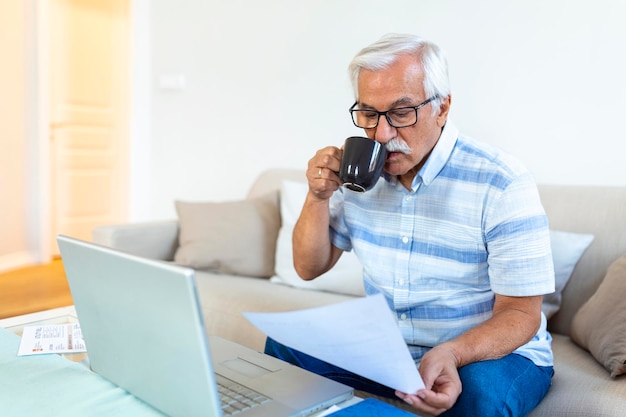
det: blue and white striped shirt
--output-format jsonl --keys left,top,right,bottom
{"left": 329, "top": 121, "right": 555, "bottom": 367}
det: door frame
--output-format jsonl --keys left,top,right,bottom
{"left": 31, "top": 0, "right": 148, "bottom": 262}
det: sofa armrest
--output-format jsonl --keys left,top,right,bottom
{"left": 92, "top": 220, "right": 179, "bottom": 261}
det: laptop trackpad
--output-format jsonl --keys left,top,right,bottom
{"left": 221, "top": 358, "right": 274, "bottom": 378}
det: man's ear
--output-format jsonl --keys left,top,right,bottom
{"left": 437, "top": 95, "right": 452, "bottom": 127}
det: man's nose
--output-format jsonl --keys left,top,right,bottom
{"left": 373, "top": 115, "right": 396, "bottom": 143}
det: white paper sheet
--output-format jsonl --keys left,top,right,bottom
{"left": 18, "top": 323, "right": 87, "bottom": 356}
{"left": 243, "top": 294, "right": 424, "bottom": 394}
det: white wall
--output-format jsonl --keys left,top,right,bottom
{"left": 142, "top": 0, "right": 626, "bottom": 220}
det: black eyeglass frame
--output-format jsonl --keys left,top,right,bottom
{"left": 349, "top": 95, "right": 439, "bottom": 129}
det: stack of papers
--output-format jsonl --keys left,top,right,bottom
{"left": 244, "top": 294, "right": 424, "bottom": 394}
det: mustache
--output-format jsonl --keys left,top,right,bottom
{"left": 385, "top": 138, "right": 412, "bottom": 154}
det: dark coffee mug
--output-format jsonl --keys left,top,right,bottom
{"left": 339, "top": 136, "right": 387, "bottom": 192}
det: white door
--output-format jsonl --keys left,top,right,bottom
{"left": 49, "top": 0, "right": 129, "bottom": 252}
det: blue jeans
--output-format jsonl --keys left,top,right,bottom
{"left": 264, "top": 338, "right": 554, "bottom": 417}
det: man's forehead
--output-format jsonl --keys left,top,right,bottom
{"left": 356, "top": 56, "right": 425, "bottom": 108}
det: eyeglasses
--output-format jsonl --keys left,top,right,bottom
{"left": 349, "top": 96, "right": 439, "bottom": 129}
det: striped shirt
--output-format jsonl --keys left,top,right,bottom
{"left": 329, "top": 121, "right": 555, "bottom": 367}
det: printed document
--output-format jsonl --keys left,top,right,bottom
{"left": 18, "top": 323, "right": 87, "bottom": 356}
{"left": 244, "top": 294, "right": 425, "bottom": 394}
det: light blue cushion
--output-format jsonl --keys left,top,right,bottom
{"left": 0, "top": 328, "right": 166, "bottom": 416}
{"left": 543, "top": 230, "right": 594, "bottom": 319}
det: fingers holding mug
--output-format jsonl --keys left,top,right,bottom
{"left": 307, "top": 147, "right": 342, "bottom": 199}
{"left": 315, "top": 165, "right": 338, "bottom": 181}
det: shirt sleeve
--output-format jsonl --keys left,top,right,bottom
{"left": 328, "top": 188, "right": 353, "bottom": 252}
{"left": 483, "top": 173, "right": 556, "bottom": 296}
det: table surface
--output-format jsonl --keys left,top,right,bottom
{"left": 0, "top": 305, "right": 79, "bottom": 331}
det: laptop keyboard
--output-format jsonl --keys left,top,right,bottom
{"left": 218, "top": 377, "right": 270, "bottom": 416}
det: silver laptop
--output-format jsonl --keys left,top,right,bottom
{"left": 57, "top": 235, "right": 353, "bottom": 417}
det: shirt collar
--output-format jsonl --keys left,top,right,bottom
{"left": 418, "top": 120, "right": 458, "bottom": 186}
{"left": 382, "top": 120, "right": 459, "bottom": 191}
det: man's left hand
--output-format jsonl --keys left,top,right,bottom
{"left": 395, "top": 345, "right": 462, "bottom": 416}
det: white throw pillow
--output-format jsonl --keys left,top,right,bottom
{"left": 542, "top": 230, "right": 594, "bottom": 318}
{"left": 270, "top": 180, "right": 366, "bottom": 296}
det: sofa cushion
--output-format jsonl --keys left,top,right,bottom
{"left": 570, "top": 253, "right": 626, "bottom": 377}
{"left": 270, "top": 180, "right": 366, "bottom": 296}
{"left": 527, "top": 334, "right": 626, "bottom": 416}
{"left": 195, "top": 270, "right": 355, "bottom": 351}
{"left": 174, "top": 196, "right": 280, "bottom": 278}
{"left": 543, "top": 230, "right": 594, "bottom": 319}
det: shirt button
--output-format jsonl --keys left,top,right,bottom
{"left": 398, "top": 279, "right": 405, "bottom": 286}
{"left": 405, "top": 195, "right": 412, "bottom": 201}
{"left": 400, "top": 313, "right": 407, "bottom": 321}
{"left": 402, "top": 236, "right": 409, "bottom": 244}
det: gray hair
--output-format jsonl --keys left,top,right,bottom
{"left": 348, "top": 33, "right": 450, "bottom": 114}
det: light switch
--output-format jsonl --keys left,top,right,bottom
{"left": 158, "top": 74, "right": 186, "bottom": 91}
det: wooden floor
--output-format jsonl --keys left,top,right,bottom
{"left": 0, "top": 259, "right": 73, "bottom": 319}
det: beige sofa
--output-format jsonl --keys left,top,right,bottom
{"left": 93, "top": 168, "right": 626, "bottom": 416}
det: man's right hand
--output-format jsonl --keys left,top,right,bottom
{"left": 292, "top": 145, "right": 345, "bottom": 280}
{"left": 306, "top": 146, "right": 343, "bottom": 201}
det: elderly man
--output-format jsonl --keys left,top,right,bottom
{"left": 265, "top": 33, "right": 555, "bottom": 417}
